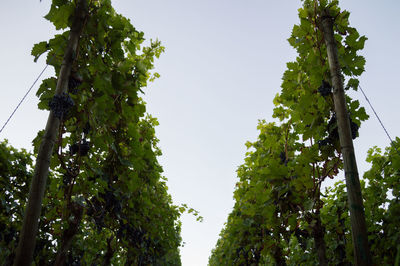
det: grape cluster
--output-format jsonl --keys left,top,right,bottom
{"left": 79, "top": 140, "right": 90, "bottom": 156}
{"left": 94, "top": 211, "right": 105, "bottom": 232}
{"left": 350, "top": 118, "right": 359, "bottom": 139}
{"left": 294, "top": 228, "right": 309, "bottom": 250}
{"left": 327, "top": 113, "right": 339, "bottom": 139}
{"left": 83, "top": 122, "right": 91, "bottom": 135}
{"left": 63, "top": 173, "right": 72, "bottom": 186}
{"left": 101, "top": 190, "right": 120, "bottom": 213}
{"left": 318, "top": 113, "right": 359, "bottom": 148}
{"left": 69, "top": 143, "right": 79, "bottom": 155}
{"left": 86, "top": 198, "right": 105, "bottom": 232}
{"left": 66, "top": 250, "right": 84, "bottom": 266}
{"left": 279, "top": 151, "right": 288, "bottom": 165}
{"left": 1, "top": 226, "right": 16, "bottom": 245}
{"left": 68, "top": 73, "right": 82, "bottom": 94}
{"left": 318, "top": 138, "right": 330, "bottom": 147}
{"left": 318, "top": 80, "right": 332, "bottom": 97}
{"left": 318, "top": 113, "right": 338, "bottom": 148}
{"left": 49, "top": 92, "right": 74, "bottom": 119}
{"left": 86, "top": 189, "right": 122, "bottom": 233}
{"left": 33, "top": 239, "right": 47, "bottom": 257}
{"left": 69, "top": 139, "right": 90, "bottom": 156}
{"left": 117, "top": 222, "right": 144, "bottom": 243}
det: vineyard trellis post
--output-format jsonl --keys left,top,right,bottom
{"left": 13, "top": 1, "right": 88, "bottom": 265}
{"left": 320, "top": 9, "right": 372, "bottom": 265}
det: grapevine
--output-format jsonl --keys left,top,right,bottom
{"left": 1, "top": 0, "right": 185, "bottom": 264}
{"left": 210, "top": 0, "right": 370, "bottom": 264}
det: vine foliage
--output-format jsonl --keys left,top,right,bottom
{"left": 1, "top": 0, "right": 190, "bottom": 264}
{"left": 207, "top": 0, "right": 396, "bottom": 265}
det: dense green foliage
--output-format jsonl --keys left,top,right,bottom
{"left": 319, "top": 140, "right": 400, "bottom": 265}
{"left": 362, "top": 142, "right": 400, "bottom": 264}
{"left": 209, "top": 0, "right": 398, "bottom": 265}
{"left": 0, "top": 0, "right": 189, "bottom": 264}
{"left": 0, "top": 141, "right": 33, "bottom": 264}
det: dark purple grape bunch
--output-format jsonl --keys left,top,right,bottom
{"left": 68, "top": 72, "right": 83, "bottom": 95}
{"left": 86, "top": 198, "right": 105, "bottom": 232}
{"left": 63, "top": 173, "right": 72, "bottom": 186}
{"left": 100, "top": 189, "right": 122, "bottom": 217}
{"left": 318, "top": 80, "right": 332, "bottom": 97}
{"left": 318, "top": 112, "right": 359, "bottom": 148}
{"left": 279, "top": 151, "right": 288, "bottom": 165}
{"left": 83, "top": 122, "right": 91, "bottom": 136}
{"left": 349, "top": 116, "right": 359, "bottom": 139}
{"left": 69, "top": 139, "right": 90, "bottom": 156}
{"left": 318, "top": 113, "right": 338, "bottom": 148}
{"left": 49, "top": 92, "right": 74, "bottom": 119}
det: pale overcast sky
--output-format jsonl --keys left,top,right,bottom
{"left": 1, "top": 1, "right": 399, "bottom": 265}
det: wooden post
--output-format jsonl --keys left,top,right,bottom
{"left": 13, "top": 1, "right": 87, "bottom": 265}
{"left": 320, "top": 9, "right": 372, "bottom": 265}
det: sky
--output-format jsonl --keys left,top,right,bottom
{"left": 1, "top": 1, "right": 400, "bottom": 265}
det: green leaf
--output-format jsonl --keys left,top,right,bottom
{"left": 298, "top": 8, "right": 308, "bottom": 19}
{"left": 44, "top": 3, "right": 74, "bottom": 30}
{"left": 392, "top": 154, "right": 400, "bottom": 170}
{"left": 136, "top": 60, "right": 148, "bottom": 75}
{"left": 346, "top": 78, "right": 359, "bottom": 91}
{"left": 31, "top": 41, "right": 49, "bottom": 62}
